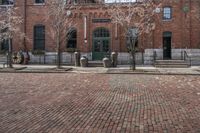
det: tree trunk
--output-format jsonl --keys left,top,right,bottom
{"left": 8, "top": 38, "right": 13, "bottom": 68}
{"left": 56, "top": 30, "right": 61, "bottom": 69}
{"left": 131, "top": 50, "right": 136, "bottom": 71}
{"left": 56, "top": 41, "right": 61, "bottom": 69}
{"left": 130, "top": 38, "right": 136, "bottom": 71}
{"left": 57, "top": 49, "right": 61, "bottom": 69}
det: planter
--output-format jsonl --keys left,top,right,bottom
{"left": 102, "top": 57, "right": 111, "bottom": 68}
{"left": 80, "top": 57, "right": 88, "bottom": 67}
{"left": 12, "top": 52, "right": 24, "bottom": 64}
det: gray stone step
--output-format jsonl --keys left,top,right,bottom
{"left": 155, "top": 60, "right": 185, "bottom": 62}
{"left": 155, "top": 62, "right": 188, "bottom": 65}
{"left": 88, "top": 61, "right": 103, "bottom": 67}
{"left": 155, "top": 64, "right": 189, "bottom": 68}
{"left": 155, "top": 60, "right": 189, "bottom": 68}
{"left": 0, "top": 55, "right": 7, "bottom": 61}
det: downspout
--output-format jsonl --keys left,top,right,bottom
{"left": 181, "top": 0, "right": 183, "bottom": 48}
{"left": 189, "top": 0, "right": 192, "bottom": 48}
{"left": 152, "top": 30, "right": 155, "bottom": 49}
{"left": 23, "top": 0, "right": 27, "bottom": 51}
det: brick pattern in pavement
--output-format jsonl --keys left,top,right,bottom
{"left": 0, "top": 73, "right": 200, "bottom": 133}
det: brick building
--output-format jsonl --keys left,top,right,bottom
{"left": 0, "top": 0, "right": 200, "bottom": 65}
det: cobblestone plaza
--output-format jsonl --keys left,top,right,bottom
{"left": 0, "top": 73, "right": 200, "bottom": 133}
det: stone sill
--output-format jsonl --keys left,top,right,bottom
{"left": 0, "top": 5, "right": 14, "bottom": 7}
{"left": 162, "top": 19, "right": 173, "bottom": 22}
{"left": 34, "top": 3, "right": 45, "bottom": 6}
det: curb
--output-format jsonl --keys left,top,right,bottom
{"left": 0, "top": 68, "right": 73, "bottom": 73}
{"left": 0, "top": 67, "right": 199, "bottom": 75}
{"left": 0, "top": 71, "right": 199, "bottom": 75}
{"left": 0, "top": 71, "right": 71, "bottom": 74}
{"left": 104, "top": 72, "right": 200, "bottom": 76}
{"left": 69, "top": 71, "right": 200, "bottom": 76}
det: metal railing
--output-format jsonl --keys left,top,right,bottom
{"left": 182, "top": 51, "right": 191, "bottom": 67}
{"left": 153, "top": 50, "right": 157, "bottom": 65}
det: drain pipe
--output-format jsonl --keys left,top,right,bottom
{"left": 189, "top": 0, "right": 192, "bottom": 48}
{"left": 23, "top": 0, "right": 27, "bottom": 51}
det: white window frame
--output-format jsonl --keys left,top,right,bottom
{"left": 0, "top": 0, "right": 14, "bottom": 7}
{"left": 34, "top": 0, "right": 45, "bottom": 5}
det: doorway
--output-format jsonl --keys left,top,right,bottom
{"left": 92, "top": 28, "right": 110, "bottom": 60}
{"left": 163, "top": 32, "right": 172, "bottom": 59}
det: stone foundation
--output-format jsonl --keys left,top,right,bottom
{"left": 29, "top": 52, "right": 75, "bottom": 64}
{"left": 16, "top": 49, "right": 200, "bottom": 66}
{"left": 144, "top": 49, "right": 200, "bottom": 65}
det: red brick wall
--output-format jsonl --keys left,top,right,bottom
{"left": 11, "top": 0, "right": 200, "bottom": 52}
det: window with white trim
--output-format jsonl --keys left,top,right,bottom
{"left": 34, "top": 25, "right": 45, "bottom": 50}
{"left": 0, "top": 0, "right": 14, "bottom": 5}
{"left": 35, "top": 0, "right": 44, "bottom": 4}
{"left": 163, "top": 7, "right": 172, "bottom": 20}
{"left": 0, "top": 39, "right": 9, "bottom": 51}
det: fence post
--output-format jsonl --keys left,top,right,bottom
{"left": 142, "top": 52, "right": 144, "bottom": 65}
{"left": 6, "top": 52, "right": 9, "bottom": 67}
{"left": 181, "top": 51, "right": 183, "bottom": 60}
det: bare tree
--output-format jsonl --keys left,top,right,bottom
{"left": 0, "top": 6, "right": 23, "bottom": 68}
{"left": 107, "top": 0, "right": 160, "bottom": 70}
{"left": 46, "top": 0, "right": 77, "bottom": 69}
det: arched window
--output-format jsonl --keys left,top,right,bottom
{"left": 0, "top": 0, "right": 14, "bottom": 5}
{"left": 126, "top": 27, "right": 139, "bottom": 48}
{"left": 64, "top": 0, "right": 77, "bottom": 4}
{"left": 67, "top": 28, "right": 77, "bottom": 48}
{"left": 163, "top": 31, "right": 172, "bottom": 37}
{"left": 35, "top": 0, "right": 44, "bottom": 4}
{"left": 0, "top": 39, "right": 10, "bottom": 51}
{"left": 33, "top": 25, "right": 45, "bottom": 50}
{"left": 93, "top": 28, "right": 110, "bottom": 38}
{"left": 163, "top": 7, "right": 172, "bottom": 20}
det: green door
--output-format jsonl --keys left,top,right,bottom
{"left": 93, "top": 39, "right": 110, "bottom": 60}
{"left": 92, "top": 28, "right": 110, "bottom": 60}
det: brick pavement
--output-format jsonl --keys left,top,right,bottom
{"left": 0, "top": 73, "right": 200, "bottom": 133}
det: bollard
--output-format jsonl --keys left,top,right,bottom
{"left": 80, "top": 56, "right": 88, "bottom": 67}
{"left": 111, "top": 52, "right": 118, "bottom": 67}
{"left": 74, "top": 52, "right": 81, "bottom": 67}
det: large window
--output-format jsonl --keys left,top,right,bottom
{"left": 64, "top": 0, "right": 77, "bottom": 4}
{"left": 105, "top": 0, "right": 137, "bottom": 4}
{"left": 93, "top": 28, "right": 110, "bottom": 53}
{"left": 0, "top": 0, "right": 14, "bottom": 5}
{"left": 67, "top": 28, "right": 77, "bottom": 49}
{"left": 163, "top": 7, "right": 172, "bottom": 20}
{"left": 35, "top": 0, "right": 44, "bottom": 4}
{"left": 0, "top": 39, "right": 9, "bottom": 51}
{"left": 126, "top": 28, "right": 138, "bottom": 48}
{"left": 34, "top": 25, "right": 45, "bottom": 50}
{"left": 93, "top": 28, "right": 110, "bottom": 38}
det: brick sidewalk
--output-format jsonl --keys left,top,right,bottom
{"left": 0, "top": 73, "right": 200, "bottom": 133}
{"left": 1, "top": 64, "right": 199, "bottom": 75}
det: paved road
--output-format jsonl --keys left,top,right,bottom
{"left": 0, "top": 73, "right": 200, "bottom": 133}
